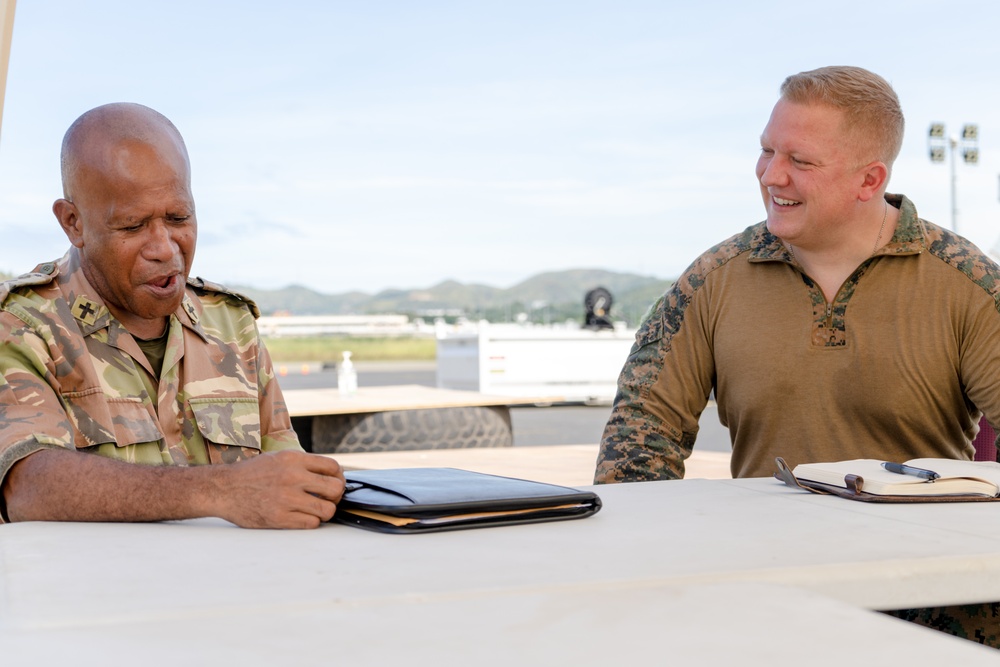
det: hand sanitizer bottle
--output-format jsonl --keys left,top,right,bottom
{"left": 338, "top": 350, "right": 357, "bottom": 396}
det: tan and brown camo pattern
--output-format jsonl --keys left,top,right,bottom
{"left": 0, "top": 247, "right": 301, "bottom": 518}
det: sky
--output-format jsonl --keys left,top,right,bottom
{"left": 1, "top": 1, "right": 999, "bottom": 294}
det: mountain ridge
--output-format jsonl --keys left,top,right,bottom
{"left": 237, "top": 268, "right": 674, "bottom": 325}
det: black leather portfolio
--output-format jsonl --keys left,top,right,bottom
{"left": 334, "top": 467, "right": 603, "bottom": 533}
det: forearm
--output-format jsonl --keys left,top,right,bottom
{"left": 595, "top": 403, "right": 693, "bottom": 483}
{"left": 594, "top": 338, "right": 700, "bottom": 484}
{"left": 2, "top": 447, "right": 346, "bottom": 529}
{"left": 3, "top": 448, "right": 221, "bottom": 523}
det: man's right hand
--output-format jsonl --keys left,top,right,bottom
{"left": 205, "top": 450, "right": 346, "bottom": 529}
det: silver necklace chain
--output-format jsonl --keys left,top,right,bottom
{"left": 870, "top": 199, "right": 889, "bottom": 256}
{"left": 787, "top": 200, "right": 888, "bottom": 263}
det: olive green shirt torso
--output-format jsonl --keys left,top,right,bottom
{"left": 597, "top": 195, "right": 1000, "bottom": 481}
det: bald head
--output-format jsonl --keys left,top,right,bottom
{"left": 60, "top": 103, "right": 191, "bottom": 200}
{"left": 52, "top": 103, "right": 198, "bottom": 339}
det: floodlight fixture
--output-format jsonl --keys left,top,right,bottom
{"left": 928, "top": 122, "right": 948, "bottom": 163}
{"left": 928, "top": 121, "right": 979, "bottom": 233}
{"left": 960, "top": 124, "right": 980, "bottom": 165}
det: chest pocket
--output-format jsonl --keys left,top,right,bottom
{"left": 189, "top": 396, "right": 262, "bottom": 463}
{"left": 64, "top": 389, "right": 163, "bottom": 448}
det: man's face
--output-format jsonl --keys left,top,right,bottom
{"left": 63, "top": 138, "right": 197, "bottom": 336}
{"left": 755, "top": 99, "right": 868, "bottom": 250}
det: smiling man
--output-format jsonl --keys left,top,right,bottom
{"left": 594, "top": 66, "right": 1000, "bottom": 646}
{"left": 0, "top": 103, "right": 345, "bottom": 529}
{"left": 596, "top": 65, "right": 1000, "bottom": 481}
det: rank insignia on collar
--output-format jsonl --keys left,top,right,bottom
{"left": 72, "top": 296, "right": 101, "bottom": 326}
{"left": 183, "top": 297, "right": 199, "bottom": 324}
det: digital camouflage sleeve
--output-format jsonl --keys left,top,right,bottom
{"left": 593, "top": 290, "right": 696, "bottom": 483}
{"left": 593, "top": 224, "right": 759, "bottom": 485}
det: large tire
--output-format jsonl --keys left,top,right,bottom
{"left": 308, "top": 406, "right": 513, "bottom": 454}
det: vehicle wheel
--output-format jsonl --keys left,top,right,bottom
{"left": 309, "top": 406, "right": 513, "bottom": 453}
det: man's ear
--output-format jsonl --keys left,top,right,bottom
{"left": 857, "top": 162, "right": 890, "bottom": 203}
{"left": 53, "top": 199, "right": 85, "bottom": 248}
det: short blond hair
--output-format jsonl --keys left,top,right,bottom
{"left": 780, "top": 66, "right": 905, "bottom": 168}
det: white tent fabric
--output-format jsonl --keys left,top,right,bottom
{"left": 0, "top": 0, "right": 16, "bottom": 143}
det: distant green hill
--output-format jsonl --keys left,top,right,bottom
{"left": 237, "top": 268, "right": 673, "bottom": 326}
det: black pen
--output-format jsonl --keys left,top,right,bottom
{"left": 881, "top": 461, "right": 940, "bottom": 481}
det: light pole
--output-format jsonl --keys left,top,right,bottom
{"left": 928, "top": 122, "right": 979, "bottom": 233}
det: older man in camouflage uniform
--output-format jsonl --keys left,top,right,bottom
{"left": 0, "top": 103, "right": 345, "bottom": 529}
{"left": 595, "top": 66, "right": 1000, "bottom": 646}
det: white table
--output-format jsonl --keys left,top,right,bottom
{"left": 3, "top": 581, "right": 998, "bottom": 666}
{"left": 283, "top": 384, "right": 555, "bottom": 451}
{"left": 282, "top": 384, "right": 552, "bottom": 418}
{"left": 4, "top": 477, "right": 1000, "bottom": 663}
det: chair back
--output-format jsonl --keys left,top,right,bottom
{"left": 973, "top": 416, "right": 997, "bottom": 462}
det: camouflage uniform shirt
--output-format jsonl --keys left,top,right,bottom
{"left": 0, "top": 248, "right": 302, "bottom": 520}
{"left": 596, "top": 194, "right": 1000, "bottom": 482}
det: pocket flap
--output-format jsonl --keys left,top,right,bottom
{"left": 64, "top": 390, "right": 162, "bottom": 447}
{"left": 189, "top": 397, "right": 262, "bottom": 450}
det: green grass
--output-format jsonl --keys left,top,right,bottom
{"left": 262, "top": 335, "right": 436, "bottom": 363}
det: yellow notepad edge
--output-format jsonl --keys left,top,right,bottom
{"left": 340, "top": 503, "right": 588, "bottom": 527}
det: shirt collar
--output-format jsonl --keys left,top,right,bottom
{"left": 748, "top": 193, "right": 925, "bottom": 263}
{"left": 57, "top": 247, "right": 208, "bottom": 341}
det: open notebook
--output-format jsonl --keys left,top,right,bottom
{"left": 776, "top": 457, "right": 1000, "bottom": 502}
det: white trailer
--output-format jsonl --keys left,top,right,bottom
{"left": 436, "top": 322, "right": 636, "bottom": 405}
